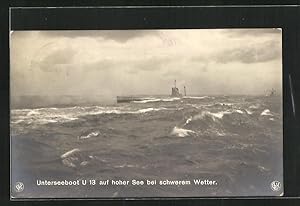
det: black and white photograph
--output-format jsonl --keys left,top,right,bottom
{"left": 10, "top": 29, "right": 283, "bottom": 198}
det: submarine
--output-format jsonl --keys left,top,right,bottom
{"left": 116, "top": 80, "right": 186, "bottom": 103}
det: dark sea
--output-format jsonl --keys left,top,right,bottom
{"left": 11, "top": 95, "right": 283, "bottom": 198}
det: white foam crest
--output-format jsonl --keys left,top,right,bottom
{"left": 13, "top": 106, "right": 169, "bottom": 125}
{"left": 55, "top": 114, "right": 78, "bottom": 121}
{"left": 184, "top": 116, "right": 193, "bottom": 125}
{"left": 171, "top": 126, "right": 196, "bottom": 137}
{"left": 12, "top": 105, "right": 169, "bottom": 125}
{"left": 12, "top": 109, "right": 32, "bottom": 113}
{"left": 89, "top": 109, "right": 123, "bottom": 115}
{"left": 11, "top": 119, "right": 25, "bottom": 124}
{"left": 162, "top": 97, "right": 181, "bottom": 101}
{"left": 208, "top": 111, "right": 232, "bottom": 119}
{"left": 215, "top": 130, "right": 226, "bottom": 136}
{"left": 261, "top": 109, "right": 273, "bottom": 116}
{"left": 245, "top": 109, "right": 253, "bottom": 114}
{"left": 80, "top": 161, "right": 89, "bottom": 166}
{"left": 185, "top": 103, "right": 203, "bottom": 109}
{"left": 114, "top": 164, "right": 139, "bottom": 168}
{"left": 62, "top": 159, "right": 77, "bottom": 168}
{"left": 133, "top": 98, "right": 161, "bottom": 103}
{"left": 214, "top": 102, "right": 234, "bottom": 106}
{"left": 235, "top": 109, "right": 244, "bottom": 114}
{"left": 12, "top": 108, "right": 80, "bottom": 125}
{"left": 61, "top": 148, "right": 81, "bottom": 159}
{"left": 36, "top": 114, "right": 78, "bottom": 124}
{"left": 35, "top": 107, "right": 59, "bottom": 111}
{"left": 184, "top": 110, "right": 232, "bottom": 125}
{"left": 183, "top": 96, "right": 209, "bottom": 99}
{"left": 89, "top": 107, "right": 167, "bottom": 115}
{"left": 38, "top": 119, "right": 58, "bottom": 124}
{"left": 79, "top": 131, "right": 100, "bottom": 139}
{"left": 249, "top": 104, "right": 260, "bottom": 109}
{"left": 134, "top": 97, "right": 180, "bottom": 103}
{"left": 137, "top": 107, "right": 167, "bottom": 113}
{"left": 26, "top": 110, "right": 40, "bottom": 116}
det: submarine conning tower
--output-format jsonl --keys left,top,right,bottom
{"left": 171, "top": 80, "right": 182, "bottom": 97}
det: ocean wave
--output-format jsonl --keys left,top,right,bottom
{"left": 171, "top": 126, "right": 196, "bottom": 137}
{"left": 133, "top": 98, "right": 161, "bottom": 103}
{"left": 12, "top": 107, "right": 58, "bottom": 113}
{"left": 37, "top": 119, "right": 58, "bottom": 124}
{"left": 184, "top": 109, "right": 248, "bottom": 126}
{"left": 133, "top": 97, "right": 180, "bottom": 103}
{"left": 60, "top": 148, "right": 92, "bottom": 168}
{"left": 79, "top": 131, "right": 100, "bottom": 140}
{"left": 11, "top": 119, "right": 25, "bottom": 124}
{"left": 249, "top": 104, "right": 260, "bottom": 109}
{"left": 184, "top": 116, "right": 193, "bottom": 125}
{"left": 215, "top": 130, "right": 227, "bottom": 136}
{"left": 201, "top": 111, "right": 231, "bottom": 120}
{"left": 12, "top": 113, "right": 79, "bottom": 125}
{"left": 88, "top": 109, "right": 124, "bottom": 115}
{"left": 11, "top": 106, "right": 169, "bottom": 125}
{"left": 137, "top": 107, "right": 165, "bottom": 113}
{"left": 260, "top": 109, "right": 273, "bottom": 116}
{"left": 183, "top": 96, "right": 209, "bottom": 100}
{"left": 88, "top": 107, "right": 167, "bottom": 115}
{"left": 184, "top": 111, "right": 228, "bottom": 125}
{"left": 26, "top": 110, "right": 40, "bottom": 116}
{"left": 212, "top": 102, "right": 234, "bottom": 107}
{"left": 61, "top": 148, "right": 81, "bottom": 159}
{"left": 235, "top": 109, "right": 244, "bottom": 114}
{"left": 245, "top": 109, "right": 253, "bottom": 115}
{"left": 37, "top": 114, "right": 79, "bottom": 124}
{"left": 114, "top": 164, "right": 139, "bottom": 168}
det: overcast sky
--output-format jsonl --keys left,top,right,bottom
{"left": 10, "top": 29, "right": 282, "bottom": 97}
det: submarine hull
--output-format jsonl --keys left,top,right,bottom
{"left": 116, "top": 96, "right": 145, "bottom": 103}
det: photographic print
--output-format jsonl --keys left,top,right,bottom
{"left": 10, "top": 29, "right": 283, "bottom": 198}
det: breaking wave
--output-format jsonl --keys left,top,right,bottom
{"left": 133, "top": 97, "right": 180, "bottom": 103}
{"left": 184, "top": 111, "right": 233, "bottom": 125}
{"left": 186, "top": 109, "right": 247, "bottom": 124}
{"left": 134, "top": 96, "right": 211, "bottom": 103}
{"left": 260, "top": 109, "right": 273, "bottom": 116}
{"left": 245, "top": 109, "right": 253, "bottom": 114}
{"left": 10, "top": 95, "right": 283, "bottom": 197}
{"left": 183, "top": 96, "right": 210, "bottom": 100}
{"left": 60, "top": 148, "right": 93, "bottom": 168}
{"left": 11, "top": 106, "right": 169, "bottom": 125}
{"left": 87, "top": 107, "right": 168, "bottom": 115}
{"left": 61, "top": 148, "right": 81, "bottom": 159}
{"left": 79, "top": 131, "right": 100, "bottom": 140}
{"left": 171, "top": 126, "right": 196, "bottom": 137}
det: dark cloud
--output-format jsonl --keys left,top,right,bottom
{"left": 224, "top": 29, "right": 281, "bottom": 38}
{"left": 40, "top": 30, "right": 160, "bottom": 43}
{"left": 135, "top": 57, "right": 172, "bottom": 71}
{"left": 214, "top": 40, "right": 281, "bottom": 64}
{"left": 84, "top": 59, "right": 117, "bottom": 72}
{"left": 190, "top": 39, "right": 281, "bottom": 64}
{"left": 11, "top": 30, "right": 282, "bottom": 97}
{"left": 162, "top": 69, "right": 183, "bottom": 79}
{"left": 33, "top": 47, "right": 76, "bottom": 72}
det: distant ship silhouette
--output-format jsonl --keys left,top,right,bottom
{"left": 266, "top": 88, "right": 276, "bottom": 97}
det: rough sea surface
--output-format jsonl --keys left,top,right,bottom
{"left": 11, "top": 95, "right": 283, "bottom": 198}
